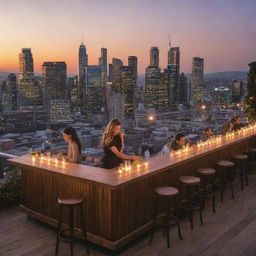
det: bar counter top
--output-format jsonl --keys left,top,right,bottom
{"left": 9, "top": 129, "right": 256, "bottom": 188}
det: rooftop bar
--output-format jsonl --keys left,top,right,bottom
{"left": 8, "top": 125, "right": 256, "bottom": 250}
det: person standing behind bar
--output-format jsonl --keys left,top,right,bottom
{"left": 170, "top": 133, "right": 186, "bottom": 151}
{"left": 63, "top": 127, "right": 81, "bottom": 163}
{"left": 101, "top": 119, "right": 141, "bottom": 169}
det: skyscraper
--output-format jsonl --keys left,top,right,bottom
{"left": 18, "top": 48, "right": 41, "bottom": 107}
{"left": 128, "top": 56, "right": 138, "bottom": 81}
{"left": 120, "top": 65, "right": 136, "bottom": 113}
{"left": 18, "top": 48, "right": 34, "bottom": 80}
{"left": 190, "top": 57, "right": 204, "bottom": 105}
{"left": 78, "top": 41, "right": 88, "bottom": 86}
{"left": 42, "top": 62, "right": 67, "bottom": 105}
{"left": 99, "top": 48, "right": 107, "bottom": 85}
{"left": 69, "top": 76, "right": 80, "bottom": 113}
{"left": 107, "top": 92, "right": 125, "bottom": 123}
{"left": 150, "top": 47, "right": 159, "bottom": 67}
{"left": 168, "top": 43, "right": 180, "bottom": 104}
{"left": 7, "top": 73, "right": 18, "bottom": 110}
{"left": 84, "top": 65, "right": 105, "bottom": 114}
{"left": 110, "top": 58, "right": 123, "bottom": 92}
{"left": 145, "top": 48, "right": 168, "bottom": 110}
{"left": 144, "top": 67, "right": 168, "bottom": 110}
{"left": 179, "top": 73, "right": 189, "bottom": 104}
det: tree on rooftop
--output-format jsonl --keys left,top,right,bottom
{"left": 245, "top": 62, "right": 256, "bottom": 121}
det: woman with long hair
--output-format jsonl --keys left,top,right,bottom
{"left": 63, "top": 127, "right": 81, "bottom": 163}
{"left": 101, "top": 119, "right": 141, "bottom": 169}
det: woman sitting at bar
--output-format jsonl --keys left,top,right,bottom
{"left": 63, "top": 127, "right": 81, "bottom": 163}
{"left": 201, "top": 127, "right": 214, "bottom": 141}
{"left": 232, "top": 116, "right": 244, "bottom": 131}
{"left": 222, "top": 118, "right": 235, "bottom": 135}
{"left": 101, "top": 119, "right": 141, "bottom": 169}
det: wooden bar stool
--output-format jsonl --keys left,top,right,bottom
{"left": 215, "top": 160, "right": 235, "bottom": 202}
{"left": 196, "top": 168, "right": 216, "bottom": 213}
{"left": 178, "top": 176, "right": 203, "bottom": 230}
{"left": 149, "top": 186, "right": 183, "bottom": 248}
{"left": 231, "top": 154, "right": 248, "bottom": 190}
{"left": 55, "top": 198, "right": 89, "bottom": 256}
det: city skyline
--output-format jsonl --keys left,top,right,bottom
{"left": 0, "top": 0, "right": 255, "bottom": 74}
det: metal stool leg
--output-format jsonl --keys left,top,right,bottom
{"left": 80, "top": 203, "right": 90, "bottom": 254}
{"left": 55, "top": 205, "right": 62, "bottom": 256}
{"left": 149, "top": 194, "right": 158, "bottom": 245}
{"left": 69, "top": 207, "right": 74, "bottom": 256}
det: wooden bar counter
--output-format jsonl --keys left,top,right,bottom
{"left": 8, "top": 131, "right": 256, "bottom": 250}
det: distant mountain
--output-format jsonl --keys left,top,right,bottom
{"left": 204, "top": 71, "right": 247, "bottom": 79}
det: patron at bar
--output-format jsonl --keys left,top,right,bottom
{"left": 170, "top": 133, "right": 186, "bottom": 151}
{"left": 63, "top": 127, "right": 81, "bottom": 163}
{"left": 201, "top": 127, "right": 214, "bottom": 141}
{"left": 101, "top": 119, "right": 141, "bottom": 169}
{"left": 232, "top": 116, "right": 244, "bottom": 131}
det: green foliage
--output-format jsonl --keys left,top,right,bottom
{"left": 245, "top": 62, "right": 256, "bottom": 121}
{"left": 0, "top": 168, "right": 22, "bottom": 209}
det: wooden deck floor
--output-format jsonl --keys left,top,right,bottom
{"left": 1, "top": 174, "right": 256, "bottom": 256}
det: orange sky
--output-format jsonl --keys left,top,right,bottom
{"left": 0, "top": 0, "right": 255, "bottom": 74}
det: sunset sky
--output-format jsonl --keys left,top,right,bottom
{"left": 0, "top": 0, "right": 255, "bottom": 74}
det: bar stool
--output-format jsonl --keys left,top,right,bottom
{"left": 149, "top": 186, "right": 183, "bottom": 248}
{"left": 55, "top": 198, "right": 89, "bottom": 256}
{"left": 196, "top": 168, "right": 216, "bottom": 213}
{"left": 215, "top": 160, "right": 235, "bottom": 202}
{"left": 231, "top": 153, "right": 248, "bottom": 190}
{"left": 178, "top": 176, "right": 203, "bottom": 230}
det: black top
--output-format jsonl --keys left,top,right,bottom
{"left": 232, "top": 123, "right": 244, "bottom": 131}
{"left": 102, "top": 135, "right": 123, "bottom": 169}
{"left": 170, "top": 141, "right": 183, "bottom": 151}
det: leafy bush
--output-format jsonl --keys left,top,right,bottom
{"left": 0, "top": 168, "right": 22, "bottom": 209}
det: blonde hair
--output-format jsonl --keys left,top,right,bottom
{"left": 101, "top": 119, "right": 121, "bottom": 147}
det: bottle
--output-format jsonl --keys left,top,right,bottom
{"left": 144, "top": 149, "right": 150, "bottom": 159}
{"left": 31, "top": 147, "right": 35, "bottom": 157}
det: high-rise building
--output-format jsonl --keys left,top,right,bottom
{"left": 78, "top": 42, "right": 88, "bottom": 85}
{"left": 68, "top": 76, "right": 80, "bottom": 113}
{"left": 190, "top": 57, "right": 204, "bottom": 105}
{"left": 6, "top": 73, "right": 17, "bottom": 110}
{"left": 83, "top": 65, "right": 105, "bottom": 114}
{"left": 18, "top": 48, "right": 34, "bottom": 80}
{"left": 232, "top": 80, "right": 243, "bottom": 103}
{"left": 128, "top": 56, "right": 138, "bottom": 81}
{"left": 110, "top": 58, "right": 123, "bottom": 92}
{"left": 107, "top": 92, "right": 125, "bottom": 123}
{"left": 18, "top": 48, "right": 41, "bottom": 107}
{"left": 168, "top": 44, "right": 180, "bottom": 104}
{"left": 99, "top": 48, "right": 107, "bottom": 85}
{"left": 179, "top": 73, "right": 189, "bottom": 104}
{"left": 150, "top": 47, "right": 159, "bottom": 67}
{"left": 42, "top": 62, "right": 67, "bottom": 105}
{"left": 144, "top": 67, "right": 168, "bottom": 110}
{"left": 120, "top": 65, "right": 136, "bottom": 113}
